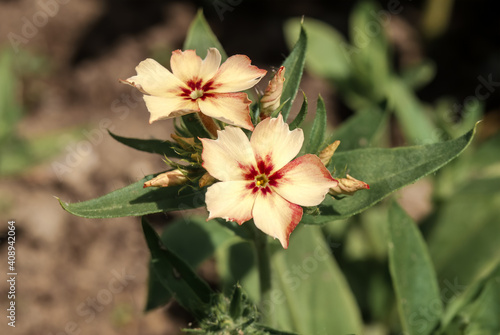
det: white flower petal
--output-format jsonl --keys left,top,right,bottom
{"left": 124, "top": 58, "right": 185, "bottom": 96}
{"left": 170, "top": 49, "right": 202, "bottom": 83}
{"left": 250, "top": 114, "right": 304, "bottom": 172}
{"left": 210, "top": 54, "right": 266, "bottom": 93}
{"left": 201, "top": 126, "right": 257, "bottom": 182}
{"left": 205, "top": 181, "right": 256, "bottom": 224}
{"left": 143, "top": 95, "right": 199, "bottom": 123}
{"left": 273, "top": 154, "right": 338, "bottom": 206}
{"left": 199, "top": 48, "right": 222, "bottom": 81}
{"left": 252, "top": 191, "right": 302, "bottom": 249}
{"left": 198, "top": 93, "right": 254, "bottom": 130}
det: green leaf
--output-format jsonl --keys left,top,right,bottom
{"left": 302, "top": 124, "right": 477, "bottom": 223}
{"left": 145, "top": 216, "right": 236, "bottom": 311}
{"left": 387, "top": 77, "right": 438, "bottom": 144}
{"left": 141, "top": 218, "right": 213, "bottom": 319}
{"left": 288, "top": 92, "right": 308, "bottom": 130}
{"left": 270, "top": 225, "right": 362, "bottom": 334}
{"left": 108, "top": 130, "right": 180, "bottom": 157}
{"left": 438, "top": 262, "right": 500, "bottom": 334}
{"left": 387, "top": 202, "right": 443, "bottom": 335}
{"left": 58, "top": 172, "right": 205, "bottom": 218}
{"left": 349, "top": 1, "right": 391, "bottom": 100}
{"left": 427, "top": 177, "right": 500, "bottom": 288}
{"left": 280, "top": 22, "right": 307, "bottom": 121}
{"left": 183, "top": 9, "right": 227, "bottom": 61}
{"left": 401, "top": 59, "right": 437, "bottom": 90}
{"left": 327, "top": 106, "right": 387, "bottom": 152}
{"left": 305, "top": 95, "right": 326, "bottom": 154}
{"left": 284, "top": 18, "right": 351, "bottom": 83}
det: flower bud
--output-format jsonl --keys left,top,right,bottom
{"left": 329, "top": 174, "right": 370, "bottom": 196}
{"left": 319, "top": 140, "right": 341, "bottom": 166}
{"left": 171, "top": 134, "right": 196, "bottom": 150}
{"left": 260, "top": 66, "right": 285, "bottom": 116}
{"left": 199, "top": 172, "right": 216, "bottom": 188}
{"left": 143, "top": 169, "right": 188, "bottom": 188}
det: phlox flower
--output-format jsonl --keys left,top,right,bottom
{"left": 122, "top": 48, "right": 266, "bottom": 130}
{"left": 200, "top": 115, "right": 338, "bottom": 248}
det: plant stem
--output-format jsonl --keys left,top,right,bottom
{"left": 253, "top": 226, "right": 272, "bottom": 322}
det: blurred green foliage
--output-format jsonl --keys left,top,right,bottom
{"left": 0, "top": 47, "right": 82, "bottom": 177}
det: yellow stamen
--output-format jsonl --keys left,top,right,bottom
{"left": 255, "top": 174, "right": 269, "bottom": 187}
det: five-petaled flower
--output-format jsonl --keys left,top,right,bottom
{"left": 201, "top": 115, "right": 338, "bottom": 248}
{"left": 122, "top": 48, "right": 266, "bottom": 130}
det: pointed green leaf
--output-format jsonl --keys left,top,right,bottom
{"left": 108, "top": 130, "right": 181, "bottom": 157}
{"left": 145, "top": 216, "right": 237, "bottom": 311}
{"left": 183, "top": 9, "right": 227, "bottom": 60}
{"left": 281, "top": 23, "right": 307, "bottom": 121}
{"left": 270, "top": 226, "right": 362, "bottom": 334}
{"left": 387, "top": 202, "right": 443, "bottom": 335}
{"left": 58, "top": 172, "right": 205, "bottom": 218}
{"left": 142, "top": 218, "right": 213, "bottom": 319}
{"left": 305, "top": 95, "right": 326, "bottom": 154}
{"left": 302, "top": 124, "right": 477, "bottom": 223}
{"left": 288, "top": 92, "right": 308, "bottom": 130}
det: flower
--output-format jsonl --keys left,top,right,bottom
{"left": 200, "top": 115, "right": 338, "bottom": 248}
{"left": 260, "top": 66, "right": 285, "bottom": 117}
{"left": 122, "top": 48, "right": 266, "bottom": 130}
{"left": 329, "top": 174, "right": 370, "bottom": 196}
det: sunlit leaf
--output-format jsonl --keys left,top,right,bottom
{"left": 302, "top": 124, "right": 477, "bottom": 223}
{"left": 270, "top": 225, "right": 362, "bottom": 334}
{"left": 58, "top": 172, "right": 205, "bottom": 218}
